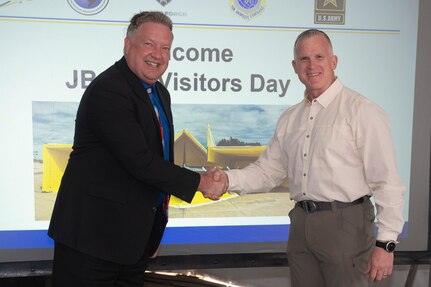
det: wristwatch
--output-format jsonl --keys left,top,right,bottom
{"left": 375, "top": 240, "right": 397, "bottom": 252}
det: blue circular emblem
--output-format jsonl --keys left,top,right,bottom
{"left": 230, "top": 0, "right": 266, "bottom": 21}
{"left": 237, "top": 0, "right": 259, "bottom": 10}
{"left": 67, "top": 0, "right": 109, "bottom": 16}
{"left": 74, "top": 0, "right": 102, "bottom": 9}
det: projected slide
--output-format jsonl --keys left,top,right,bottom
{"left": 0, "top": 0, "right": 419, "bottom": 259}
{"left": 33, "top": 102, "right": 290, "bottom": 220}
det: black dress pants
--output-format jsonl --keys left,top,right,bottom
{"left": 52, "top": 242, "right": 149, "bottom": 287}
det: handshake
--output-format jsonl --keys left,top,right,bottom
{"left": 198, "top": 168, "right": 229, "bottom": 201}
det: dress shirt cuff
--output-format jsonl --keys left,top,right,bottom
{"left": 226, "top": 170, "right": 247, "bottom": 196}
{"left": 376, "top": 231, "right": 400, "bottom": 243}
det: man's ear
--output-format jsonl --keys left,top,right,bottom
{"left": 331, "top": 55, "right": 338, "bottom": 70}
{"left": 292, "top": 60, "right": 298, "bottom": 74}
{"left": 124, "top": 37, "right": 130, "bottom": 55}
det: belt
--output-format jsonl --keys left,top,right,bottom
{"left": 297, "top": 196, "right": 368, "bottom": 213}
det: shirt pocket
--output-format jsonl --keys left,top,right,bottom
{"left": 312, "top": 124, "right": 357, "bottom": 168}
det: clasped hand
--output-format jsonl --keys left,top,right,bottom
{"left": 198, "top": 168, "right": 229, "bottom": 200}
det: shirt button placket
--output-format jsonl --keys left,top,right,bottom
{"left": 302, "top": 100, "right": 319, "bottom": 198}
{"left": 302, "top": 103, "right": 315, "bottom": 198}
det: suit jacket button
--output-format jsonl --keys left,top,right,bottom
{"left": 152, "top": 207, "right": 157, "bottom": 213}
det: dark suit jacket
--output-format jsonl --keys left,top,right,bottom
{"left": 48, "top": 57, "right": 200, "bottom": 264}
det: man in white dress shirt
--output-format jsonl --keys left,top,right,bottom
{"left": 211, "top": 29, "right": 404, "bottom": 286}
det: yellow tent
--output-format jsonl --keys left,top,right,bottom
{"left": 206, "top": 124, "right": 266, "bottom": 169}
{"left": 41, "top": 144, "right": 72, "bottom": 192}
{"left": 174, "top": 129, "right": 208, "bottom": 168}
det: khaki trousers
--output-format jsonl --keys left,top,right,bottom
{"left": 287, "top": 197, "right": 375, "bottom": 287}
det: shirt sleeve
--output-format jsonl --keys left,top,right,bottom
{"left": 356, "top": 100, "right": 405, "bottom": 241}
{"left": 226, "top": 119, "right": 289, "bottom": 195}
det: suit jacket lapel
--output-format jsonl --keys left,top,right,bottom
{"left": 115, "top": 57, "right": 161, "bottom": 125}
{"left": 115, "top": 57, "right": 174, "bottom": 155}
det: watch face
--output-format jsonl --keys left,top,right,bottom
{"left": 386, "top": 242, "right": 396, "bottom": 252}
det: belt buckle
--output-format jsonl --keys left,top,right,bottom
{"left": 303, "top": 201, "right": 317, "bottom": 213}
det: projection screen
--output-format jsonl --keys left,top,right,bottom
{"left": 0, "top": 0, "right": 428, "bottom": 263}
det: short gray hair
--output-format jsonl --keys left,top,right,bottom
{"left": 293, "top": 29, "right": 333, "bottom": 57}
{"left": 126, "top": 11, "right": 173, "bottom": 37}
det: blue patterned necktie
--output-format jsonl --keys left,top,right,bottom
{"left": 146, "top": 85, "right": 170, "bottom": 220}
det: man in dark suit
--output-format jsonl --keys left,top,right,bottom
{"left": 48, "top": 11, "right": 225, "bottom": 287}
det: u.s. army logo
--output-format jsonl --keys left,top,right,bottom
{"left": 315, "top": 0, "right": 345, "bottom": 25}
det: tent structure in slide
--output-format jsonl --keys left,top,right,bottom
{"left": 40, "top": 126, "right": 285, "bottom": 207}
